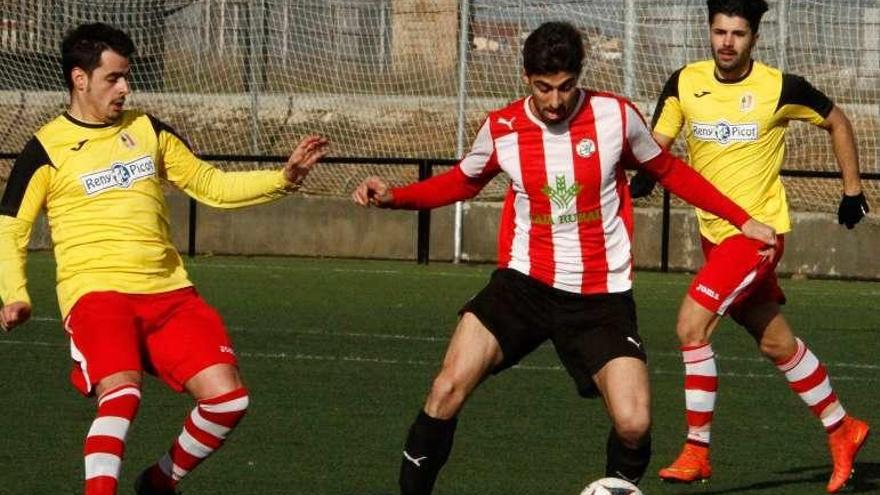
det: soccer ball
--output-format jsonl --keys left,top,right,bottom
{"left": 579, "top": 477, "right": 643, "bottom": 495}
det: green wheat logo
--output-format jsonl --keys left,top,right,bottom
{"left": 542, "top": 175, "right": 582, "bottom": 209}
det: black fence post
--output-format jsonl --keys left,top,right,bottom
{"left": 188, "top": 197, "right": 197, "bottom": 257}
{"left": 661, "top": 188, "right": 671, "bottom": 272}
{"left": 417, "top": 160, "right": 433, "bottom": 265}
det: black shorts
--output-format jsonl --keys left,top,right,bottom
{"left": 460, "top": 268, "right": 647, "bottom": 397}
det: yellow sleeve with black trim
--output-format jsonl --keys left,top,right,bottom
{"left": 149, "top": 116, "right": 292, "bottom": 208}
{"left": 775, "top": 73, "right": 834, "bottom": 124}
{"left": 0, "top": 138, "right": 53, "bottom": 305}
{"left": 652, "top": 67, "right": 685, "bottom": 139}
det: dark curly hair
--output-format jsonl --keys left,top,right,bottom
{"left": 61, "top": 23, "right": 135, "bottom": 91}
{"left": 522, "top": 22, "right": 584, "bottom": 76}
{"left": 707, "top": 0, "right": 770, "bottom": 33}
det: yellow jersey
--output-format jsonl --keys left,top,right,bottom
{"left": 0, "top": 110, "right": 292, "bottom": 317}
{"left": 652, "top": 59, "right": 833, "bottom": 243}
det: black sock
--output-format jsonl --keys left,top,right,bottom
{"left": 605, "top": 428, "right": 651, "bottom": 485}
{"left": 399, "top": 410, "right": 458, "bottom": 495}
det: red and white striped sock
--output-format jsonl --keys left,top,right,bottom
{"left": 84, "top": 384, "right": 141, "bottom": 495}
{"left": 150, "top": 387, "right": 250, "bottom": 488}
{"left": 683, "top": 344, "right": 717, "bottom": 447}
{"left": 776, "top": 338, "right": 846, "bottom": 432}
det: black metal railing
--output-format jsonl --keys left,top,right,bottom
{"left": 2, "top": 151, "right": 876, "bottom": 269}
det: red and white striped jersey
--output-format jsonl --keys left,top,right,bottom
{"left": 391, "top": 89, "right": 750, "bottom": 295}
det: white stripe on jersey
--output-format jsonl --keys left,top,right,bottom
{"left": 592, "top": 96, "right": 631, "bottom": 292}
{"left": 624, "top": 104, "right": 663, "bottom": 163}
{"left": 542, "top": 129, "right": 583, "bottom": 292}
{"left": 460, "top": 119, "right": 495, "bottom": 178}
{"left": 496, "top": 132, "right": 531, "bottom": 275}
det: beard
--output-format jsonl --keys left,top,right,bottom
{"left": 714, "top": 50, "right": 750, "bottom": 77}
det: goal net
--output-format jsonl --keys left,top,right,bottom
{"left": 0, "top": 0, "right": 877, "bottom": 208}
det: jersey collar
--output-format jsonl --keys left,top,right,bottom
{"left": 63, "top": 112, "right": 115, "bottom": 129}
{"left": 524, "top": 88, "right": 587, "bottom": 131}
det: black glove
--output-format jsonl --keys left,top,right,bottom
{"left": 629, "top": 170, "right": 657, "bottom": 199}
{"left": 837, "top": 192, "right": 869, "bottom": 229}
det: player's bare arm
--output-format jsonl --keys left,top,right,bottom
{"left": 352, "top": 176, "right": 393, "bottom": 207}
{"left": 652, "top": 132, "right": 674, "bottom": 151}
{"left": 820, "top": 106, "right": 870, "bottom": 229}
{"left": 0, "top": 301, "right": 31, "bottom": 332}
{"left": 821, "top": 106, "right": 862, "bottom": 196}
{"left": 284, "top": 134, "right": 329, "bottom": 188}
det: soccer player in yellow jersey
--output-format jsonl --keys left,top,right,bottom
{"left": 0, "top": 23, "right": 327, "bottom": 495}
{"left": 629, "top": 1, "right": 869, "bottom": 492}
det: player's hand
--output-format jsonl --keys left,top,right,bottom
{"left": 629, "top": 170, "right": 656, "bottom": 199}
{"left": 837, "top": 192, "right": 869, "bottom": 229}
{"left": 352, "top": 176, "right": 393, "bottom": 207}
{"left": 0, "top": 301, "right": 32, "bottom": 333}
{"left": 741, "top": 219, "right": 777, "bottom": 246}
{"left": 284, "top": 135, "right": 329, "bottom": 188}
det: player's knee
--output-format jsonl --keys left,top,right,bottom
{"left": 428, "top": 374, "right": 465, "bottom": 414}
{"left": 758, "top": 334, "right": 797, "bottom": 362}
{"left": 95, "top": 371, "right": 142, "bottom": 398}
{"left": 612, "top": 411, "right": 651, "bottom": 447}
{"left": 675, "top": 317, "right": 709, "bottom": 346}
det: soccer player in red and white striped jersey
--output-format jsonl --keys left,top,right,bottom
{"left": 352, "top": 22, "right": 776, "bottom": 495}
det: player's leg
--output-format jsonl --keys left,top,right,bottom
{"left": 400, "top": 312, "right": 504, "bottom": 495}
{"left": 400, "top": 269, "right": 550, "bottom": 495}
{"left": 660, "top": 234, "right": 775, "bottom": 483}
{"left": 551, "top": 290, "right": 650, "bottom": 484}
{"left": 135, "top": 289, "right": 247, "bottom": 494}
{"left": 655, "top": 294, "right": 722, "bottom": 483}
{"left": 733, "top": 299, "right": 870, "bottom": 493}
{"left": 593, "top": 357, "right": 651, "bottom": 484}
{"left": 66, "top": 292, "right": 144, "bottom": 495}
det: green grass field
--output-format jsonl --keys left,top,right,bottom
{"left": 1, "top": 253, "right": 878, "bottom": 494}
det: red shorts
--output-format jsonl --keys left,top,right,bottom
{"left": 64, "top": 287, "right": 237, "bottom": 396}
{"left": 688, "top": 234, "right": 786, "bottom": 316}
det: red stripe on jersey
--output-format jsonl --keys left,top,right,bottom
{"left": 685, "top": 374, "right": 719, "bottom": 392}
{"left": 616, "top": 100, "right": 635, "bottom": 278}
{"left": 518, "top": 114, "right": 555, "bottom": 287}
{"left": 568, "top": 97, "right": 607, "bottom": 292}
{"left": 497, "top": 186, "right": 516, "bottom": 267}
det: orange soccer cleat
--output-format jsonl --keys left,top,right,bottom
{"left": 658, "top": 443, "right": 712, "bottom": 483}
{"left": 827, "top": 416, "right": 870, "bottom": 493}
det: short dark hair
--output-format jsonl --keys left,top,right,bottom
{"left": 707, "top": 0, "right": 770, "bottom": 34}
{"left": 61, "top": 23, "right": 135, "bottom": 91}
{"left": 522, "top": 22, "right": 584, "bottom": 76}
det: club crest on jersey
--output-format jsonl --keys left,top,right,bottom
{"left": 691, "top": 120, "right": 758, "bottom": 145}
{"left": 542, "top": 175, "right": 582, "bottom": 209}
{"left": 740, "top": 92, "right": 755, "bottom": 112}
{"left": 575, "top": 138, "right": 595, "bottom": 158}
{"left": 120, "top": 132, "right": 136, "bottom": 149}
{"left": 80, "top": 155, "right": 156, "bottom": 195}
